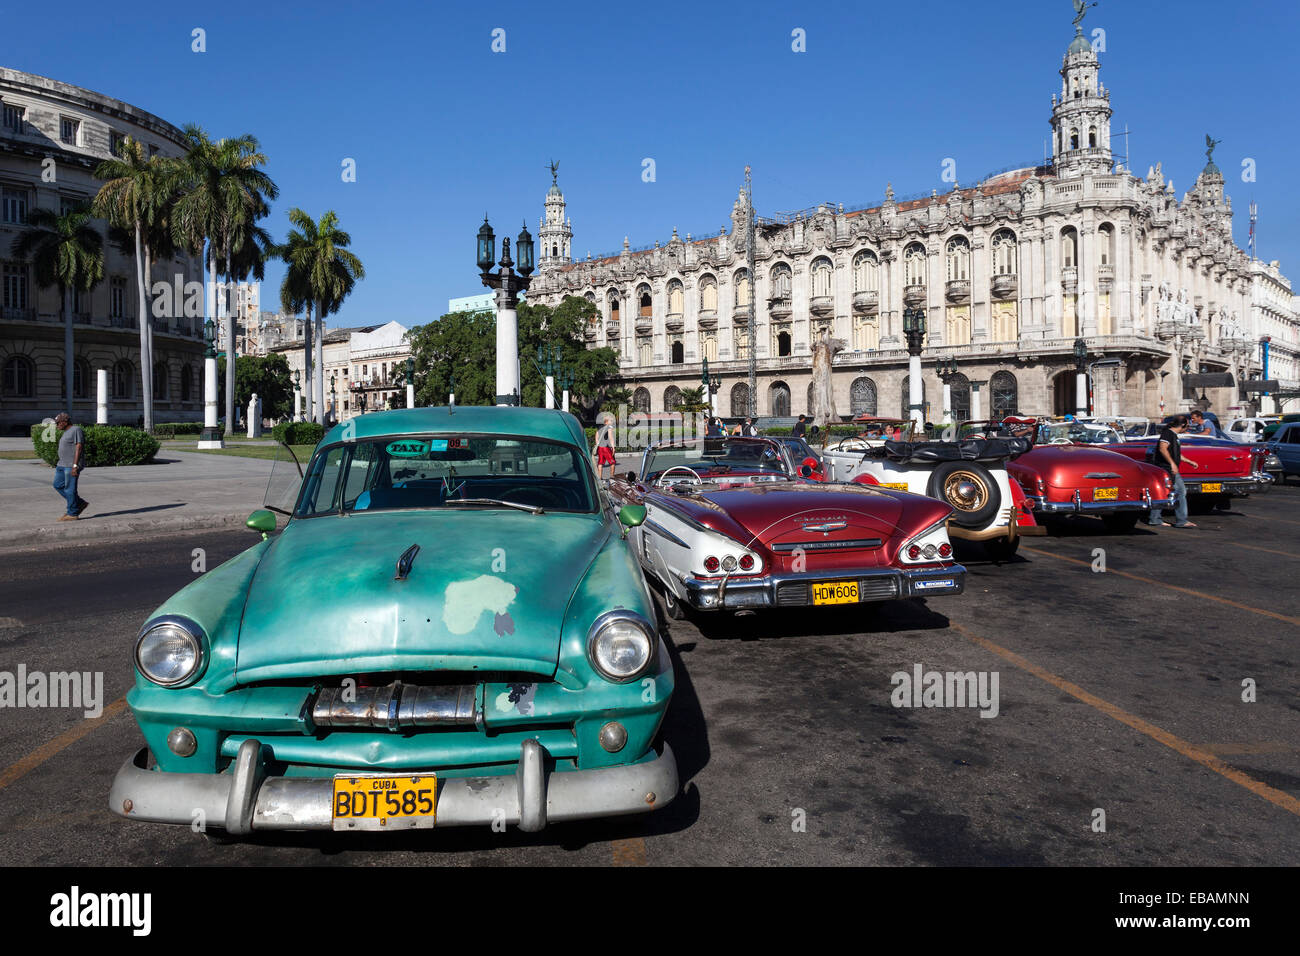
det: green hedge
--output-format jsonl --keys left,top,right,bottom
{"left": 151, "top": 422, "right": 205, "bottom": 438}
{"left": 763, "top": 425, "right": 861, "bottom": 438}
{"left": 271, "top": 421, "right": 326, "bottom": 446}
{"left": 30, "top": 424, "right": 160, "bottom": 467}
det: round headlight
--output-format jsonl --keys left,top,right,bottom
{"left": 135, "top": 616, "right": 206, "bottom": 687}
{"left": 587, "top": 612, "right": 654, "bottom": 683}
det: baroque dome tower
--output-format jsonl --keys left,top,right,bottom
{"left": 1050, "top": 7, "right": 1113, "bottom": 179}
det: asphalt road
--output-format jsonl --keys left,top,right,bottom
{"left": 1, "top": 488, "right": 1298, "bottom": 866}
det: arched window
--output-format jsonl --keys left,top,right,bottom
{"left": 768, "top": 381, "right": 791, "bottom": 418}
{"left": 770, "top": 263, "right": 792, "bottom": 298}
{"left": 730, "top": 381, "right": 751, "bottom": 417}
{"left": 60, "top": 358, "right": 91, "bottom": 399}
{"left": 1088, "top": 127, "right": 1097, "bottom": 148}
{"left": 667, "top": 279, "right": 683, "bottom": 316}
{"left": 181, "top": 364, "right": 193, "bottom": 402}
{"left": 991, "top": 229, "right": 1017, "bottom": 275}
{"left": 1, "top": 356, "right": 35, "bottom": 398}
{"left": 664, "top": 385, "right": 681, "bottom": 411}
{"left": 637, "top": 284, "right": 652, "bottom": 317}
{"left": 1061, "top": 227, "right": 1079, "bottom": 269}
{"left": 734, "top": 269, "right": 751, "bottom": 308}
{"left": 608, "top": 294, "right": 620, "bottom": 323}
{"left": 701, "top": 331, "right": 718, "bottom": 362}
{"left": 113, "top": 360, "right": 134, "bottom": 400}
{"left": 948, "top": 373, "right": 971, "bottom": 422}
{"left": 153, "top": 361, "right": 168, "bottom": 400}
{"left": 904, "top": 243, "right": 927, "bottom": 286}
{"left": 991, "top": 371, "right": 1018, "bottom": 419}
{"left": 1069, "top": 128, "right": 1079, "bottom": 149}
{"left": 806, "top": 381, "right": 815, "bottom": 415}
{"left": 852, "top": 250, "right": 879, "bottom": 292}
{"left": 900, "top": 374, "right": 927, "bottom": 419}
{"left": 777, "top": 331, "right": 791, "bottom": 357}
{"left": 1098, "top": 222, "right": 1114, "bottom": 266}
{"left": 632, "top": 387, "right": 650, "bottom": 413}
{"left": 670, "top": 340, "right": 684, "bottom": 364}
{"left": 945, "top": 236, "right": 970, "bottom": 281}
{"left": 810, "top": 257, "right": 833, "bottom": 298}
{"left": 850, "top": 377, "right": 877, "bottom": 416}
{"left": 552, "top": 245, "right": 558, "bottom": 258}
{"left": 699, "top": 274, "right": 717, "bottom": 312}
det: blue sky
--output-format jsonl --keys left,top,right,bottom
{"left": 5, "top": 0, "right": 1298, "bottom": 327}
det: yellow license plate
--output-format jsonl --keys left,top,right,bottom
{"left": 812, "top": 580, "right": 859, "bottom": 605}
{"left": 332, "top": 774, "right": 437, "bottom": 831}
{"left": 1093, "top": 487, "right": 1119, "bottom": 500}
{"left": 881, "top": 482, "right": 909, "bottom": 490}
{"left": 1201, "top": 483, "right": 1222, "bottom": 493}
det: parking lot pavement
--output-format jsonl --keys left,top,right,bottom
{"left": 0, "top": 487, "right": 1296, "bottom": 866}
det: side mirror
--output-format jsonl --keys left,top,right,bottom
{"left": 246, "top": 509, "right": 277, "bottom": 538}
{"left": 617, "top": 504, "right": 647, "bottom": 538}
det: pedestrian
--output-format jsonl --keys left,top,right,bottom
{"left": 730, "top": 421, "right": 743, "bottom": 436}
{"left": 707, "top": 417, "right": 724, "bottom": 438}
{"left": 742, "top": 417, "right": 757, "bottom": 436}
{"left": 1147, "top": 413, "right": 1199, "bottom": 529}
{"left": 51, "top": 413, "right": 88, "bottom": 521}
{"left": 792, "top": 414, "right": 807, "bottom": 439}
{"left": 1189, "top": 409, "right": 1228, "bottom": 439}
{"left": 594, "top": 412, "right": 616, "bottom": 481}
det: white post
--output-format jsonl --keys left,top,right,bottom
{"left": 562, "top": 389, "right": 570, "bottom": 413}
{"left": 406, "top": 383, "right": 415, "bottom": 409}
{"left": 495, "top": 293, "right": 519, "bottom": 406}
{"left": 544, "top": 375, "right": 556, "bottom": 410}
{"left": 1076, "top": 370, "right": 1089, "bottom": 416}
{"left": 96, "top": 369, "right": 108, "bottom": 424}
{"left": 908, "top": 352, "right": 924, "bottom": 426}
{"left": 198, "top": 353, "right": 223, "bottom": 449}
{"left": 293, "top": 387, "right": 301, "bottom": 421}
{"left": 970, "top": 382, "right": 983, "bottom": 421}
{"left": 247, "top": 393, "right": 261, "bottom": 438}
{"left": 703, "top": 384, "right": 711, "bottom": 417}
{"left": 941, "top": 381, "right": 952, "bottom": 423}
{"left": 449, "top": 389, "right": 456, "bottom": 407}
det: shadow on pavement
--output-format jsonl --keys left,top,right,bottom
{"left": 82, "top": 503, "right": 185, "bottom": 519}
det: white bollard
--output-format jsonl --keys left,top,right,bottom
{"left": 198, "top": 354, "right": 224, "bottom": 448}
{"left": 562, "top": 389, "right": 570, "bottom": 413}
{"left": 406, "top": 383, "right": 415, "bottom": 409}
{"left": 96, "top": 369, "right": 108, "bottom": 424}
{"left": 545, "top": 375, "right": 555, "bottom": 410}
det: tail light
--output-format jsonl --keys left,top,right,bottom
{"left": 721, "top": 555, "right": 738, "bottom": 572}
{"left": 703, "top": 556, "right": 720, "bottom": 572}
{"left": 938, "top": 542, "right": 952, "bottom": 558}
{"left": 907, "top": 544, "right": 921, "bottom": 560}
{"left": 739, "top": 554, "right": 754, "bottom": 571}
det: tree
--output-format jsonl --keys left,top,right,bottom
{"left": 216, "top": 353, "right": 294, "bottom": 421}
{"left": 170, "top": 126, "right": 278, "bottom": 436}
{"left": 92, "top": 136, "right": 173, "bottom": 431}
{"left": 674, "top": 385, "right": 708, "bottom": 413}
{"left": 275, "top": 209, "right": 364, "bottom": 424}
{"left": 10, "top": 206, "right": 104, "bottom": 415}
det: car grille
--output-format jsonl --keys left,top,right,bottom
{"left": 775, "top": 576, "right": 900, "bottom": 606}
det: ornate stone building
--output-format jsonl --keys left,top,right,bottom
{"left": 528, "top": 15, "right": 1283, "bottom": 423}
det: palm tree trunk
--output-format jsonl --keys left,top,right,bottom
{"left": 303, "top": 303, "right": 314, "bottom": 422}
{"left": 314, "top": 299, "right": 325, "bottom": 424}
{"left": 63, "top": 284, "right": 74, "bottom": 417}
{"left": 134, "top": 221, "right": 153, "bottom": 432}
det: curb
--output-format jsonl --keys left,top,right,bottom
{"left": 0, "top": 511, "right": 251, "bottom": 556}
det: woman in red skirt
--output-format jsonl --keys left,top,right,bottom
{"left": 595, "top": 413, "right": 617, "bottom": 480}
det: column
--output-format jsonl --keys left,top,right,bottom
{"left": 96, "top": 369, "right": 108, "bottom": 424}
{"left": 495, "top": 289, "right": 519, "bottom": 405}
{"left": 198, "top": 352, "right": 223, "bottom": 449}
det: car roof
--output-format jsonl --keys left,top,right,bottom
{"left": 319, "top": 406, "right": 586, "bottom": 447}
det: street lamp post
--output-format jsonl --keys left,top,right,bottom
{"left": 198, "top": 318, "right": 224, "bottom": 449}
{"left": 405, "top": 357, "right": 415, "bottom": 409}
{"left": 535, "top": 345, "right": 560, "bottom": 409}
{"left": 448, "top": 370, "right": 456, "bottom": 407}
{"left": 935, "top": 357, "right": 959, "bottom": 424}
{"left": 330, "top": 372, "right": 337, "bottom": 425}
{"left": 903, "top": 306, "right": 927, "bottom": 427}
{"left": 701, "top": 357, "right": 721, "bottom": 418}
{"left": 478, "top": 216, "right": 534, "bottom": 406}
{"left": 1073, "top": 337, "right": 1089, "bottom": 417}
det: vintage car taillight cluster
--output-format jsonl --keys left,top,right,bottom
{"left": 906, "top": 542, "right": 952, "bottom": 561}
{"left": 701, "top": 552, "right": 760, "bottom": 575}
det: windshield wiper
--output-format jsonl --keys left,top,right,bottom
{"left": 444, "top": 498, "right": 543, "bottom": 515}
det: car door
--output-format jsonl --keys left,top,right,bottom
{"left": 1273, "top": 424, "right": 1300, "bottom": 475}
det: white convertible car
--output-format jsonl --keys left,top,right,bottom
{"left": 819, "top": 417, "right": 1043, "bottom": 560}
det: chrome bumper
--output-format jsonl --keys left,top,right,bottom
{"left": 679, "top": 565, "right": 966, "bottom": 610}
{"left": 110, "top": 738, "right": 677, "bottom": 835}
{"left": 1026, "top": 489, "right": 1175, "bottom": 514}
{"left": 1183, "top": 474, "right": 1269, "bottom": 496}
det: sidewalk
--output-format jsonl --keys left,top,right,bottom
{"left": 0, "top": 449, "right": 283, "bottom": 554}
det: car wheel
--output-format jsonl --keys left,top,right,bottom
{"left": 656, "top": 583, "right": 688, "bottom": 622}
{"left": 927, "top": 461, "right": 1001, "bottom": 530}
{"left": 1101, "top": 513, "right": 1140, "bottom": 533}
{"left": 983, "top": 537, "right": 1021, "bottom": 561}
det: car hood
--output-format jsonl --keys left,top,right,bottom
{"left": 235, "top": 510, "right": 608, "bottom": 684}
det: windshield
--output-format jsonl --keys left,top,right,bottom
{"left": 1040, "top": 422, "right": 1122, "bottom": 444}
{"left": 642, "top": 438, "right": 789, "bottom": 482}
{"left": 294, "top": 434, "right": 596, "bottom": 517}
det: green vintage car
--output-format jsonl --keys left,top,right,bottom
{"left": 110, "top": 406, "right": 677, "bottom": 836}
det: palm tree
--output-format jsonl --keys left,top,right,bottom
{"left": 277, "top": 209, "right": 365, "bottom": 423}
{"left": 92, "top": 136, "right": 172, "bottom": 431}
{"left": 170, "top": 125, "right": 278, "bottom": 435}
{"left": 674, "top": 385, "right": 709, "bottom": 413}
{"left": 11, "top": 206, "right": 104, "bottom": 415}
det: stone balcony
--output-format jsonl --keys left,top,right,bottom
{"left": 852, "top": 290, "right": 879, "bottom": 315}
{"left": 944, "top": 280, "right": 971, "bottom": 304}
{"left": 903, "top": 284, "right": 926, "bottom": 308}
{"left": 1061, "top": 266, "right": 1078, "bottom": 293}
{"left": 1097, "top": 263, "right": 1114, "bottom": 291}
{"left": 809, "top": 295, "right": 834, "bottom": 317}
{"left": 634, "top": 316, "right": 652, "bottom": 334}
{"left": 697, "top": 310, "right": 718, "bottom": 329}
{"left": 990, "top": 274, "right": 1017, "bottom": 300}
{"left": 605, "top": 320, "right": 620, "bottom": 338}
{"left": 768, "top": 296, "right": 793, "bottom": 319}
{"left": 732, "top": 305, "right": 751, "bottom": 326}
{"left": 665, "top": 312, "right": 684, "bottom": 332}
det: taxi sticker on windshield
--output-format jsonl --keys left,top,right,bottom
{"left": 387, "top": 440, "right": 430, "bottom": 458}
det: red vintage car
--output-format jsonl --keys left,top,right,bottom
{"left": 1104, "top": 433, "right": 1271, "bottom": 511}
{"left": 608, "top": 436, "right": 966, "bottom": 616}
{"left": 1004, "top": 419, "right": 1176, "bottom": 531}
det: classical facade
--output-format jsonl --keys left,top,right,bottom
{"left": 271, "top": 320, "right": 411, "bottom": 421}
{"left": 1249, "top": 260, "right": 1299, "bottom": 414}
{"left": 0, "top": 67, "right": 203, "bottom": 432}
{"left": 528, "top": 14, "right": 1284, "bottom": 424}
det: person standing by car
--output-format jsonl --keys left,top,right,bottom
{"left": 1189, "top": 409, "right": 1228, "bottom": 439}
{"left": 52, "top": 413, "right": 88, "bottom": 520}
{"left": 594, "top": 413, "right": 617, "bottom": 481}
{"left": 1148, "top": 414, "right": 1198, "bottom": 528}
{"left": 792, "top": 415, "right": 807, "bottom": 439}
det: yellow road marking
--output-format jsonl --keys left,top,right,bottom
{"left": 950, "top": 624, "right": 1300, "bottom": 819}
{"left": 1229, "top": 542, "right": 1300, "bottom": 560}
{"left": 610, "top": 837, "right": 648, "bottom": 866}
{"left": 1021, "top": 546, "right": 1300, "bottom": 627}
{"left": 0, "top": 697, "right": 127, "bottom": 792}
{"left": 1196, "top": 742, "right": 1299, "bottom": 756}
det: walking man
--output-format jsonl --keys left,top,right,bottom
{"left": 594, "top": 412, "right": 617, "bottom": 481}
{"left": 792, "top": 414, "right": 807, "bottom": 439}
{"left": 1148, "top": 414, "right": 1198, "bottom": 528}
{"left": 52, "top": 413, "right": 88, "bottom": 521}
